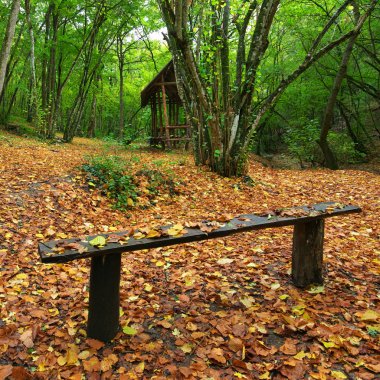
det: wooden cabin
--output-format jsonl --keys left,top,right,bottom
{"left": 141, "top": 60, "right": 191, "bottom": 149}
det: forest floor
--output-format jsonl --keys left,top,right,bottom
{"left": 0, "top": 131, "right": 379, "bottom": 380}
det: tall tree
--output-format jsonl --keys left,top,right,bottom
{"left": 0, "top": 0, "right": 21, "bottom": 96}
{"left": 318, "top": 0, "right": 377, "bottom": 169}
{"left": 156, "top": 0, "right": 378, "bottom": 176}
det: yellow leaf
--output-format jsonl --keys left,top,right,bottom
{"left": 348, "top": 337, "right": 361, "bottom": 346}
{"left": 321, "top": 341, "right": 336, "bottom": 348}
{"left": 172, "top": 328, "right": 181, "bottom": 336}
{"left": 294, "top": 351, "right": 307, "bottom": 360}
{"left": 35, "top": 233, "right": 44, "bottom": 239}
{"left": 217, "top": 258, "right": 234, "bottom": 265}
{"left": 134, "top": 361, "right": 145, "bottom": 374}
{"left": 57, "top": 232, "right": 67, "bottom": 239}
{"left": 127, "top": 198, "right": 134, "bottom": 207}
{"left": 279, "top": 294, "right": 289, "bottom": 300}
{"left": 184, "top": 276, "right": 194, "bottom": 286}
{"left": 259, "top": 372, "right": 271, "bottom": 379}
{"left": 292, "top": 304, "right": 305, "bottom": 316}
{"left": 133, "top": 232, "right": 145, "bottom": 240}
{"left": 156, "top": 261, "right": 165, "bottom": 267}
{"left": 234, "top": 372, "right": 247, "bottom": 379}
{"left": 331, "top": 370, "right": 347, "bottom": 379}
{"left": 48, "top": 308, "right": 59, "bottom": 316}
{"left": 271, "top": 283, "right": 281, "bottom": 290}
{"left": 57, "top": 356, "right": 67, "bottom": 366}
{"left": 180, "top": 343, "right": 193, "bottom": 353}
{"left": 358, "top": 309, "right": 380, "bottom": 322}
{"left": 146, "top": 229, "right": 161, "bottom": 239}
{"left": 167, "top": 228, "right": 181, "bottom": 236}
{"left": 240, "top": 297, "right": 255, "bottom": 308}
{"left": 78, "top": 351, "right": 91, "bottom": 360}
{"left": 355, "top": 359, "right": 365, "bottom": 368}
{"left": 144, "top": 283, "right": 153, "bottom": 292}
{"left": 66, "top": 345, "right": 79, "bottom": 365}
{"left": 16, "top": 273, "right": 28, "bottom": 280}
{"left": 89, "top": 236, "right": 106, "bottom": 247}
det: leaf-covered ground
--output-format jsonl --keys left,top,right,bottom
{"left": 0, "top": 133, "right": 379, "bottom": 380}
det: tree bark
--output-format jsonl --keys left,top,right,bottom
{"left": 0, "top": 0, "right": 21, "bottom": 96}
{"left": 25, "top": 0, "right": 37, "bottom": 124}
{"left": 117, "top": 35, "right": 125, "bottom": 139}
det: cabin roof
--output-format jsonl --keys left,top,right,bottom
{"left": 140, "top": 60, "right": 182, "bottom": 107}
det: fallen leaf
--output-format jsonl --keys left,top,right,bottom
{"left": 217, "top": 258, "right": 234, "bottom": 265}
{"left": 88, "top": 235, "right": 106, "bottom": 247}
{"left": 208, "top": 347, "right": 227, "bottom": 364}
{"left": 123, "top": 326, "right": 138, "bottom": 335}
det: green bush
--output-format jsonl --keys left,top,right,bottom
{"left": 284, "top": 120, "right": 366, "bottom": 167}
{"left": 327, "top": 131, "right": 366, "bottom": 164}
{"left": 284, "top": 119, "right": 321, "bottom": 167}
{"left": 81, "top": 155, "right": 137, "bottom": 210}
{"left": 81, "top": 155, "right": 182, "bottom": 210}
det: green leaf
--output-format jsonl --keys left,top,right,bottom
{"left": 307, "top": 285, "right": 324, "bottom": 294}
{"left": 123, "top": 326, "right": 137, "bottom": 335}
{"left": 89, "top": 236, "right": 107, "bottom": 247}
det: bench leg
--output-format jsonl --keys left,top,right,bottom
{"left": 87, "top": 253, "right": 121, "bottom": 342}
{"left": 292, "top": 219, "right": 324, "bottom": 288}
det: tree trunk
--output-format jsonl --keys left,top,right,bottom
{"left": 0, "top": 0, "right": 21, "bottom": 95}
{"left": 117, "top": 35, "right": 125, "bottom": 139}
{"left": 25, "top": 0, "right": 38, "bottom": 124}
{"left": 318, "top": 1, "right": 375, "bottom": 169}
{"left": 87, "top": 93, "right": 97, "bottom": 138}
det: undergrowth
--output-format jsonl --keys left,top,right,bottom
{"left": 81, "top": 155, "right": 181, "bottom": 210}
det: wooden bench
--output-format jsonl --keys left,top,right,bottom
{"left": 38, "top": 201, "right": 361, "bottom": 342}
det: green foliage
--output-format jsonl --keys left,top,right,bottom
{"left": 284, "top": 120, "right": 366, "bottom": 167}
{"left": 284, "top": 120, "right": 321, "bottom": 166}
{"left": 328, "top": 131, "right": 367, "bottom": 164}
{"left": 81, "top": 154, "right": 181, "bottom": 210}
{"left": 136, "top": 169, "right": 180, "bottom": 198}
{"left": 81, "top": 155, "right": 137, "bottom": 210}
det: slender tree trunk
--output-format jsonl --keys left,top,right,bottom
{"left": 25, "top": 0, "right": 37, "bottom": 124}
{"left": 87, "top": 93, "right": 97, "bottom": 138}
{"left": 318, "top": 1, "right": 375, "bottom": 169}
{"left": 0, "top": 0, "right": 21, "bottom": 96}
{"left": 117, "top": 36, "right": 125, "bottom": 139}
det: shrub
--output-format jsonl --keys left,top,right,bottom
{"left": 327, "top": 131, "right": 366, "bottom": 164}
{"left": 81, "top": 155, "right": 182, "bottom": 210}
{"left": 81, "top": 155, "right": 137, "bottom": 210}
{"left": 284, "top": 119, "right": 321, "bottom": 167}
{"left": 284, "top": 120, "right": 366, "bottom": 167}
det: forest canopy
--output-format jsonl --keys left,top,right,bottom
{"left": 0, "top": 0, "right": 379, "bottom": 175}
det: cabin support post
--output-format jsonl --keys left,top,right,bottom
{"left": 87, "top": 253, "right": 121, "bottom": 342}
{"left": 161, "top": 82, "right": 170, "bottom": 148}
{"left": 292, "top": 219, "right": 324, "bottom": 287}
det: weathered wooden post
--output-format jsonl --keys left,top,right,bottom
{"left": 87, "top": 253, "right": 121, "bottom": 342}
{"left": 292, "top": 219, "right": 324, "bottom": 287}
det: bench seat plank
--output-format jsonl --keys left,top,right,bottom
{"left": 38, "top": 202, "right": 361, "bottom": 264}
